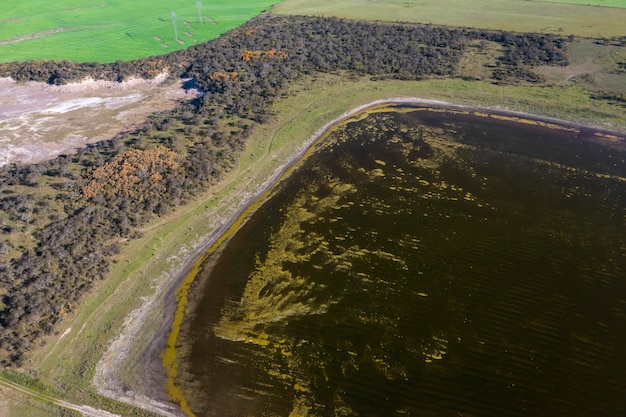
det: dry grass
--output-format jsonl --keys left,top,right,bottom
{"left": 455, "top": 40, "right": 504, "bottom": 80}
{"left": 537, "top": 39, "right": 626, "bottom": 93}
{"left": 273, "top": 0, "right": 626, "bottom": 38}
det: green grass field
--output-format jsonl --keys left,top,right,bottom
{"left": 274, "top": 0, "right": 626, "bottom": 38}
{"left": 0, "top": 0, "right": 281, "bottom": 63}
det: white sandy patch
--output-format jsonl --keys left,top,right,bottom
{"left": 59, "top": 327, "right": 72, "bottom": 340}
{"left": 42, "top": 97, "right": 107, "bottom": 114}
{"left": 35, "top": 72, "right": 170, "bottom": 93}
{"left": 0, "top": 73, "right": 194, "bottom": 167}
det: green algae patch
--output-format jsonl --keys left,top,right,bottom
{"left": 167, "top": 105, "right": 626, "bottom": 417}
{"left": 214, "top": 180, "right": 359, "bottom": 343}
{"left": 161, "top": 112, "right": 348, "bottom": 415}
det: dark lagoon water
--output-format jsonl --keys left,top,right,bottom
{"left": 174, "top": 107, "right": 626, "bottom": 417}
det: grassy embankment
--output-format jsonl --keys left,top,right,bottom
{"left": 0, "top": 0, "right": 282, "bottom": 63}
{"left": 273, "top": 0, "right": 626, "bottom": 38}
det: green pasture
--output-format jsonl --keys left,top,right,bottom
{"left": 0, "top": 0, "right": 281, "bottom": 63}
{"left": 274, "top": 0, "right": 626, "bottom": 38}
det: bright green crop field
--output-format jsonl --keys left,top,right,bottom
{"left": 0, "top": 0, "right": 281, "bottom": 63}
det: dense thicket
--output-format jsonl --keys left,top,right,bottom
{"left": 0, "top": 16, "right": 567, "bottom": 86}
{"left": 0, "top": 15, "right": 569, "bottom": 365}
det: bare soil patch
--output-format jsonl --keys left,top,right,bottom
{"left": 0, "top": 74, "right": 200, "bottom": 167}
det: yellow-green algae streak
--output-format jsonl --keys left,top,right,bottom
{"left": 163, "top": 102, "right": 400, "bottom": 414}
{"left": 162, "top": 102, "right": 625, "bottom": 416}
{"left": 162, "top": 104, "right": 359, "bottom": 415}
{"left": 161, "top": 200, "right": 259, "bottom": 416}
{"left": 212, "top": 177, "right": 413, "bottom": 415}
{"left": 162, "top": 175, "right": 293, "bottom": 416}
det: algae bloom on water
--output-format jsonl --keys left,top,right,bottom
{"left": 172, "top": 106, "right": 626, "bottom": 417}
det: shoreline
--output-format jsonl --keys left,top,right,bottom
{"left": 92, "top": 97, "right": 625, "bottom": 416}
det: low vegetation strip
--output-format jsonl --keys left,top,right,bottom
{"left": 0, "top": 0, "right": 282, "bottom": 63}
{"left": 273, "top": 0, "right": 626, "bottom": 38}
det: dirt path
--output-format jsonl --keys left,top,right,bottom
{"left": 0, "top": 374, "right": 120, "bottom": 417}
